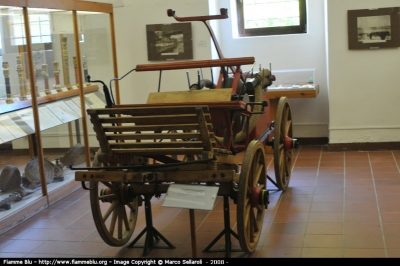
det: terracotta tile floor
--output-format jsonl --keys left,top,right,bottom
{"left": 1, "top": 145, "right": 400, "bottom": 258}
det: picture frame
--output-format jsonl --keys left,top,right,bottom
{"left": 146, "top": 23, "right": 193, "bottom": 61}
{"left": 347, "top": 7, "right": 400, "bottom": 50}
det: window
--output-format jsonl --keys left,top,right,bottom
{"left": 236, "top": 0, "right": 307, "bottom": 37}
{"left": 9, "top": 11, "right": 51, "bottom": 46}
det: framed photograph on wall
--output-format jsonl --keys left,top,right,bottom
{"left": 348, "top": 7, "right": 400, "bottom": 50}
{"left": 146, "top": 23, "right": 193, "bottom": 61}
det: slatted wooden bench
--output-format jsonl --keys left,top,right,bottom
{"left": 87, "top": 105, "right": 220, "bottom": 165}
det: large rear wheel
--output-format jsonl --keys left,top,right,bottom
{"left": 237, "top": 140, "right": 268, "bottom": 253}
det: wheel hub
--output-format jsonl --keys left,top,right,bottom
{"left": 100, "top": 184, "right": 135, "bottom": 204}
{"left": 100, "top": 188, "right": 112, "bottom": 203}
{"left": 251, "top": 186, "right": 269, "bottom": 209}
{"left": 118, "top": 185, "right": 135, "bottom": 205}
{"left": 284, "top": 136, "right": 298, "bottom": 151}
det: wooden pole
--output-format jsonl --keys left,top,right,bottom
{"left": 73, "top": 10, "right": 91, "bottom": 166}
{"left": 189, "top": 209, "right": 197, "bottom": 258}
{"left": 22, "top": 7, "right": 48, "bottom": 196}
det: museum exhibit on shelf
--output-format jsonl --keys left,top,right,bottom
{"left": 0, "top": 0, "right": 116, "bottom": 233}
{"left": 0, "top": 0, "right": 400, "bottom": 259}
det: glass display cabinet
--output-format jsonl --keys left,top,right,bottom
{"left": 0, "top": 0, "right": 118, "bottom": 233}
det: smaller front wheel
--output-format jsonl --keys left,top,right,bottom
{"left": 90, "top": 181, "right": 139, "bottom": 246}
{"left": 90, "top": 150, "right": 139, "bottom": 246}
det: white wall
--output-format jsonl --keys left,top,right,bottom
{"left": 213, "top": 0, "right": 329, "bottom": 138}
{"left": 326, "top": 0, "right": 400, "bottom": 144}
{"left": 106, "top": 0, "right": 214, "bottom": 105}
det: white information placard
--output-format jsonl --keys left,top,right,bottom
{"left": 64, "top": 99, "right": 82, "bottom": 117}
{"left": 39, "top": 106, "right": 62, "bottom": 130}
{"left": 0, "top": 123, "right": 15, "bottom": 143}
{"left": 16, "top": 109, "right": 36, "bottom": 133}
{"left": 72, "top": 96, "right": 91, "bottom": 109}
{"left": 162, "top": 184, "right": 219, "bottom": 210}
{"left": 9, "top": 112, "right": 35, "bottom": 135}
{"left": 46, "top": 101, "right": 79, "bottom": 123}
{"left": 0, "top": 114, "right": 27, "bottom": 139}
{"left": 85, "top": 92, "right": 106, "bottom": 108}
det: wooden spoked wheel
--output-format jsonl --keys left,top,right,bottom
{"left": 237, "top": 140, "right": 266, "bottom": 253}
{"left": 89, "top": 150, "right": 139, "bottom": 246}
{"left": 274, "top": 97, "right": 293, "bottom": 191}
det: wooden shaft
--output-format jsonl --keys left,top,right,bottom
{"left": 136, "top": 57, "right": 255, "bottom": 72}
{"left": 167, "top": 8, "right": 228, "bottom": 22}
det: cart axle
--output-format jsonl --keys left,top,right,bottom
{"left": 251, "top": 187, "right": 269, "bottom": 209}
{"left": 285, "top": 136, "right": 298, "bottom": 151}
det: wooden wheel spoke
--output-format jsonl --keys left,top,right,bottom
{"left": 109, "top": 205, "right": 118, "bottom": 237}
{"left": 118, "top": 205, "right": 123, "bottom": 239}
{"left": 287, "top": 151, "right": 292, "bottom": 161}
{"left": 121, "top": 205, "right": 130, "bottom": 231}
{"left": 246, "top": 185, "right": 252, "bottom": 195}
{"left": 244, "top": 203, "right": 254, "bottom": 242}
{"left": 101, "top": 182, "right": 113, "bottom": 189}
{"left": 283, "top": 105, "right": 289, "bottom": 123}
{"left": 280, "top": 129, "right": 285, "bottom": 142}
{"left": 285, "top": 119, "right": 292, "bottom": 136}
{"left": 127, "top": 202, "right": 137, "bottom": 213}
{"left": 254, "top": 164, "right": 264, "bottom": 185}
{"left": 251, "top": 209, "right": 259, "bottom": 233}
{"left": 102, "top": 200, "right": 118, "bottom": 222}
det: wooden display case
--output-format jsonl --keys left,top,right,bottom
{"left": 0, "top": 0, "right": 119, "bottom": 233}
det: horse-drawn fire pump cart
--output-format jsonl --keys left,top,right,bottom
{"left": 73, "top": 8, "right": 297, "bottom": 257}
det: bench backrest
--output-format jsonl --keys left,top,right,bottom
{"left": 87, "top": 106, "right": 216, "bottom": 164}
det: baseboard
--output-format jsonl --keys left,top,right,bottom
{"left": 0, "top": 143, "right": 12, "bottom": 151}
{"left": 297, "top": 137, "right": 329, "bottom": 146}
{"left": 329, "top": 142, "right": 400, "bottom": 152}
